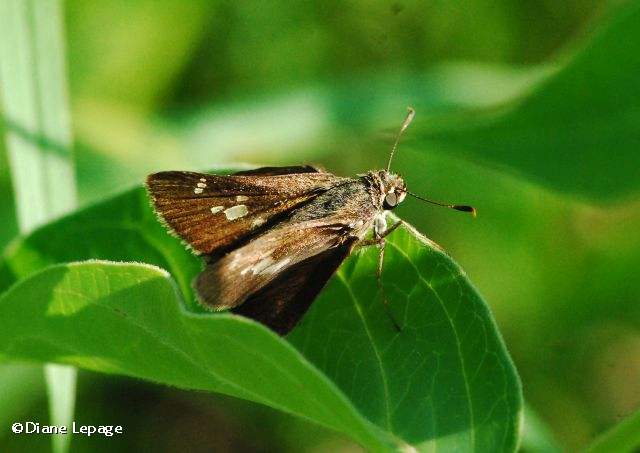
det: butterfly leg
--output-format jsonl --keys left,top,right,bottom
{"left": 380, "top": 219, "right": 403, "bottom": 239}
{"left": 355, "top": 217, "right": 404, "bottom": 331}
{"left": 375, "top": 236, "right": 401, "bottom": 332}
{"left": 373, "top": 217, "right": 404, "bottom": 332}
{"left": 357, "top": 219, "right": 403, "bottom": 247}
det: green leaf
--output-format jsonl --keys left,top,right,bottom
{"left": 0, "top": 189, "right": 522, "bottom": 451}
{"left": 0, "top": 261, "right": 394, "bottom": 452}
{"left": 289, "top": 221, "right": 523, "bottom": 451}
{"left": 413, "top": 2, "right": 640, "bottom": 200}
{"left": 0, "top": 187, "right": 201, "bottom": 310}
{"left": 519, "top": 404, "right": 562, "bottom": 453}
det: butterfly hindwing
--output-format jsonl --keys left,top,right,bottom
{"left": 232, "top": 238, "right": 357, "bottom": 335}
{"left": 193, "top": 220, "right": 355, "bottom": 310}
{"left": 146, "top": 169, "right": 346, "bottom": 255}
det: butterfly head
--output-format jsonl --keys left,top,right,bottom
{"left": 377, "top": 170, "right": 407, "bottom": 210}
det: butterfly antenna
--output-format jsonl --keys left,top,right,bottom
{"left": 387, "top": 107, "right": 416, "bottom": 172}
{"left": 408, "top": 191, "right": 477, "bottom": 217}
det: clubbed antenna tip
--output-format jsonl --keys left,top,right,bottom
{"left": 453, "top": 205, "right": 477, "bottom": 217}
{"left": 408, "top": 192, "right": 476, "bottom": 217}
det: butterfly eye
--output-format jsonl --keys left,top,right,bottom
{"left": 383, "top": 192, "right": 398, "bottom": 209}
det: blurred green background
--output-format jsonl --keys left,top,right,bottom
{"left": 1, "top": 0, "right": 639, "bottom": 451}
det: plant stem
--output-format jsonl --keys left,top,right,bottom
{"left": 586, "top": 408, "right": 640, "bottom": 453}
{"left": 0, "top": 1, "right": 77, "bottom": 453}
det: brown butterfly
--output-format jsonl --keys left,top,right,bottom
{"left": 146, "top": 108, "right": 474, "bottom": 335}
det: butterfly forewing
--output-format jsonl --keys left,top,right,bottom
{"left": 233, "top": 165, "right": 324, "bottom": 176}
{"left": 146, "top": 169, "right": 347, "bottom": 255}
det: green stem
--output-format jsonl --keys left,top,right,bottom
{"left": 586, "top": 408, "right": 640, "bottom": 453}
{"left": 0, "top": 1, "right": 77, "bottom": 453}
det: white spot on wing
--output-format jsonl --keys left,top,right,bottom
{"left": 230, "top": 254, "right": 243, "bottom": 271}
{"left": 199, "top": 177, "right": 206, "bottom": 182}
{"left": 243, "top": 257, "right": 292, "bottom": 276}
{"left": 194, "top": 187, "right": 204, "bottom": 194}
{"left": 210, "top": 206, "right": 224, "bottom": 214}
{"left": 236, "top": 195, "right": 249, "bottom": 201}
{"left": 251, "top": 257, "right": 274, "bottom": 275}
{"left": 267, "top": 258, "right": 291, "bottom": 274}
{"left": 251, "top": 217, "right": 265, "bottom": 228}
{"left": 224, "top": 204, "right": 248, "bottom": 220}
{"left": 197, "top": 182, "right": 206, "bottom": 188}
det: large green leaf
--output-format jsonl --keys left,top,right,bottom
{"left": 0, "top": 185, "right": 522, "bottom": 451}
{"left": 0, "top": 186, "right": 201, "bottom": 310}
{"left": 408, "top": 2, "right": 640, "bottom": 201}
{"left": 0, "top": 261, "right": 394, "bottom": 452}
{"left": 289, "top": 222, "right": 522, "bottom": 451}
